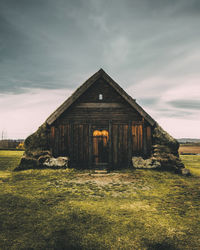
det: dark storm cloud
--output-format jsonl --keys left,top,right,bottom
{"left": 103, "top": 0, "right": 200, "bottom": 80}
{"left": 144, "top": 0, "right": 200, "bottom": 13}
{"left": 138, "top": 98, "right": 158, "bottom": 106}
{"left": 0, "top": 0, "right": 109, "bottom": 93}
{"left": 168, "top": 100, "right": 200, "bottom": 110}
{"left": 0, "top": 0, "right": 200, "bottom": 94}
{"left": 138, "top": 98, "right": 195, "bottom": 118}
{"left": 157, "top": 108, "right": 193, "bottom": 118}
{"left": 0, "top": 16, "right": 29, "bottom": 62}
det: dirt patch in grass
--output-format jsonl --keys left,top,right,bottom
{"left": 75, "top": 172, "right": 140, "bottom": 185}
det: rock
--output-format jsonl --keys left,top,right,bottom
{"left": 180, "top": 168, "right": 191, "bottom": 176}
{"left": 150, "top": 123, "right": 185, "bottom": 172}
{"left": 152, "top": 145, "right": 172, "bottom": 154}
{"left": 38, "top": 154, "right": 51, "bottom": 164}
{"left": 151, "top": 160, "right": 161, "bottom": 169}
{"left": 43, "top": 157, "right": 69, "bottom": 168}
{"left": 15, "top": 155, "right": 69, "bottom": 171}
{"left": 14, "top": 156, "right": 38, "bottom": 171}
{"left": 32, "top": 150, "right": 51, "bottom": 159}
{"left": 17, "top": 122, "right": 70, "bottom": 171}
{"left": 132, "top": 157, "right": 161, "bottom": 169}
{"left": 176, "top": 159, "right": 185, "bottom": 168}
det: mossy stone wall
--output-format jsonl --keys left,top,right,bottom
{"left": 24, "top": 123, "right": 50, "bottom": 157}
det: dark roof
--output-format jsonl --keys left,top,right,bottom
{"left": 46, "top": 69, "right": 155, "bottom": 126}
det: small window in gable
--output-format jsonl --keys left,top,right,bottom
{"left": 99, "top": 94, "right": 103, "bottom": 100}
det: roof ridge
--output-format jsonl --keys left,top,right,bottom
{"left": 46, "top": 69, "right": 155, "bottom": 126}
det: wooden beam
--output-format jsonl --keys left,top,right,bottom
{"left": 76, "top": 103, "right": 124, "bottom": 108}
{"left": 128, "top": 121, "right": 132, "bottom": 166}
{"left": 89, "top": 124, "right": 92, "bottom": 169}
{"left": 108, "top": 120, "right": 112, "bottom": 168}
{"left": 143, "top": 124, "right": 147, "bottom": 156}
{"left": 69, "top": 123, "right": 73, "bottom": 166}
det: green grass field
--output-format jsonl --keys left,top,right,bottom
{"left": 0, "top": 151, "right": 200, "bottom": 250}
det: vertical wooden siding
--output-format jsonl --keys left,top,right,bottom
{"left": 50, "top": 121, "right": 152, "bottom": 168}
{"left": 132, "top": 123, "right": 143, "bottom": 155}
{"left": 71, "top": 124, "right": 89, "bottom": 168}
{"left": 146, "top": 126, "right": 152, "bottom": 155}
{"left": 112, "top": 124, "right": 129, "bottom": 168}
{"left": 50, "top": 125, "right": 70, "bottom": 157}
{"left": 51, "top": 124, "right": 89, "bottom": 167}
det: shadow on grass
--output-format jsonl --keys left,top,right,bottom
{"left": 0, "top": 192, "right": 192, "bottom": 249}
{"left": 146, "top": 242, "right": 179, "bottom": 250}
{"left": 0, "top": 193, "right": 82, "bottom": 249}
{"left": 0, "top": 193, "right": 112, "bottom": 249}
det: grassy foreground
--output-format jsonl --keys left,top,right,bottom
{"left": 0, "top": 151, "right": 200, "bottom": 250}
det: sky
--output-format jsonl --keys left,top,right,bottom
{"left": 0, "top": 0, "right": 200, "bottom": 139}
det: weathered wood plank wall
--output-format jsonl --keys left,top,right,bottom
{"left": 49, "top": 78, "right": 153, "bottom": 168}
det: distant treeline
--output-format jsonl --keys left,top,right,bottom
{"left": 177, "top": 138, "right": 200, "bottom": 144}
{"left": 0, "top": 139, "right": 24, "bottom": 149}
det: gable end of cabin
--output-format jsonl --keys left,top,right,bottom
{"left": 48, "top": 74, "right": 154, "bottom": 169}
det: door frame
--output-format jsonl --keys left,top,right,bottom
{"left": 91, "top": 124, "right": 109, "bottom": 167}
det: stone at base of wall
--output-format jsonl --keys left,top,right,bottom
{"left": 179, "top": 168, "right": 191, "bottom": 176}
{"left": 43, "top": 157, "right": 69, "bottom": 168}
{"left": 132, "top": 156, "right": 191, "bottom": 176}
{"left": 14, "top": 155, "right": 69, "bottom": 171}
{"left": 15, "top": 156, "right": 38, "bottom": 171}
{"left": 132, "top": 157, "right": 161, "bottom": 169}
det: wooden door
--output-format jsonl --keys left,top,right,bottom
{"left": 92, "top": 129, "right": 109, "bottom": 165}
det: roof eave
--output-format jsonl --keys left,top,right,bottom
{"left": 46, "top": 69, "right": 102, "bottom": 125}
{"left": 46, "top": 69, "right": 156, "bottom": 127}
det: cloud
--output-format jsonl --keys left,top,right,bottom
{"left": 168, "top": 100, "right": 200, "bottom": 110}
{"left": 0, "top": 0, "right": 200, "bottom": 93}
{"left": 127, "top": 75, "right": 200, "bottom": 126}
{"left": 158, "top": 117, "right": 200, "bottom": 139}
{"left": 0, "top": 0, "right": 105, "bottom": 93}
{"left": 0, "top": 88, "right": 72, "bottom": 139}
{"left": 0, "top": 0, "right": 200, "bottom": 138}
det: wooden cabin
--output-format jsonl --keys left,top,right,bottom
{"left": 46, "top": 69, "right": 155, "bottom": 169}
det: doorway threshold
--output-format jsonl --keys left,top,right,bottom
{"left": 93, "top": 163, "right": 108, "bottom": 170}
